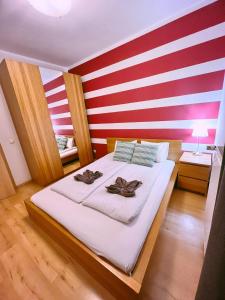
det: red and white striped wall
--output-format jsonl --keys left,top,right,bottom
{"left": 69, "top": 0, "right": 225, "bottom": 158}
{"left": 43, "top": 74, "right": 74, "bottom": 136}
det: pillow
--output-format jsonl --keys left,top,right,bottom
{"left": 56, "top": 136, "right": 68, "bottom": 151}
{"left": 66, "top": 137, "right": 75, "bottom": 149}
{"left": 113, "top": 141, "right": 135, "bottom": 162}
{"left": 141, "top": 141, "right": 169, "bottom": 162}
{"left": 114, "top": 140, "right": 137, "bottom": 151}
{"left": 131, "top": 144, "right": 158, "bottom": 167}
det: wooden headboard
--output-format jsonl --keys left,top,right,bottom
{"left": 107, "top": 138, "right": 182, "bottom": 162}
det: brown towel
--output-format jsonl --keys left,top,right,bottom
{"left": 106, "top": 177, "right": 142, "bottom": 197}
{"left": 74, "top": 170, "right": 103, "bottom": 184}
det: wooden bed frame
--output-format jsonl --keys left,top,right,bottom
{"left": 25, "top": 138, "right": 182, "bottom": 299}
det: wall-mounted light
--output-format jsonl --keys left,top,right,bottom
{"left": 27, "top": 0, "right": 72, "bottom": 17}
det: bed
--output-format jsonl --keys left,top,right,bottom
{"left": 56, "top": 135, "right": 79, "bottom": 165}
{"left": 60, "top": 146, "right": 78, "bottom": 165}
{"left": 25, "top": 138, "right": 181, "bottom": 299}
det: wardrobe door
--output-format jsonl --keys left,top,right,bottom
{"left": 0, "top": 144, "right": 16, "bottom": 200}
{"left": 63, "top": 73, "right": 93, "bottom": 166}
{"left": 0, "top": 59, "right": 64, "bottom": 186}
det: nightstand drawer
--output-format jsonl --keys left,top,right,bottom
{"left": 177, "top": 175, "right": 208, "bottom": 194}
{"left": 178, "top": 163, "right": 210, "bottom": 181}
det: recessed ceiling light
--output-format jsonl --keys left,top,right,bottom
{"left": 27, "top": 0, "right": 72, "bottom": 17}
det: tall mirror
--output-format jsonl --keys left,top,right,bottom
{"left": 39, "top": 67, "right": 80, "bottom": 175}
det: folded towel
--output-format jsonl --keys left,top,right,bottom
{"left": 74, "top": 170, "right": 103, "bottom": 184}
{"left": 106, "top": 177, "right": 142, "bottom": 197}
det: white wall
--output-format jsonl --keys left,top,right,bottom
{"left": 0, "top": 86, "right": 31, "bottom": 185}
{"left": 39, "top": 67, "right": 63, "bottom": 84}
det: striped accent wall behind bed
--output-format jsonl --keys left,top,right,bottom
{"left": 70, "top": 0, "right": 225, "bottom": 158}
{"left": 43, "top": 74, "right": 74, "bottom": 136}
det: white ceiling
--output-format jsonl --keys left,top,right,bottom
{"left": 0, "top": 0, "right": 211, "bottom": 69}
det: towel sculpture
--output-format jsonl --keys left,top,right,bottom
{"left": 74, "top": 170, "right": 103, "bottom": 184}
{"left": 106, "top": 177, "right": 142, "bottom": 197}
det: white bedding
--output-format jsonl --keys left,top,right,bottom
{"left": 31, "top": 158, "right": 175, "bottom": 273}
{"left": 51, "top": 153, "right": 126, "bottom": 203}
{"left": 83, "top": 162, "right": 164, "bottom": 223}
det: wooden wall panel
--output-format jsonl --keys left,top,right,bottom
{"left": 0, "top": 59, "right": 64, "bottom": 186}
{"left": 63, "top": 73, "right": 93, "bottom": 166}
{"left": 0, "top": 144, "right": 16, "bottom": 200}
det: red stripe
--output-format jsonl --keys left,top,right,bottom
{"left": 90, "top": 129, "right": 216, "bottom": 144}
{"left": 46, "top": 90, "right": 67, "bottom": 104}
{"left": 83, "top": 37, "right": 225, "bottom": 92}
{"left": 54, "top": 129, "right": 74, "bottom": 136}
{"left": 92, "top": 143, "right": 107, "bottom": 159}
{"left": 70, "top": 1, "right": 225, "bottom": 75}
{"left": 44, "top": 76, "right": 64, "bottom": 92}
{"left": 88, "top": 102, "right": 220, "bottom": 124}
{"left": 51, "top": 118, "right": 72, "bottom": 125}
{"left": 48, "top": 104, "right": 70, "bottom": 115}
{"left": 86, "top": 71, "right": 225, "bottom": 109}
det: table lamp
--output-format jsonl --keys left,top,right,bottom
{"left": 192, "top": 125, "right": 208, "bottom": 155}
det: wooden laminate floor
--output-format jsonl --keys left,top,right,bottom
{"left": 0, "top": 182, "right": 205, "bottom": 300}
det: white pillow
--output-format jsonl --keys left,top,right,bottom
{"left": 141, "top": 141, "right": 169, "bottom": 162}
{"left": 114, "top": 140, "right": 137, "bottom": 151}
{"left": 66, "top": 137, "right": 75, "bottom": 149}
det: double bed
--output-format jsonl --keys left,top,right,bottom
{"left": 25, "top": 138, "right": 181, "bottom": 299}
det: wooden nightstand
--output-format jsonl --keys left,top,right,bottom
{"left": 177, "top": 152, "right": 212, "bottom": 195}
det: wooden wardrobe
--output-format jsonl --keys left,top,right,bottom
{"left": 0, "top": 59, "right": 64, "bottom": 186}
{"left": 0, "top": 59, "right": 93, "bottom": 186}
{"left": 0, "top": 144, "right": 16, "bottom": 200}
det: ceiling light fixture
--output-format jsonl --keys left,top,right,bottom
{"left": 27, "top": 0, "right": 72, "bottom": 17}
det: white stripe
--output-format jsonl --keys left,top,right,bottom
{"left": 51, "top": 112, "right": 71, "bottom": 119}
{"left": 89, "top": 119, "right": 217, "bottom": 130}
{"left": 45, "top": 84, "right": 65, "bottom": 97}
{"left": 82, "top": 22, "right": 225, "bottom": 82}
{"left": 182, "top": 143, "right": 209, "bottom": 152}
{"left": 85, "top": 58, "right": 225, "bottom": 99}
{"left": 48, "top": 99, "right": 68, "bottom": 108}
{"left": 87, "top": 90, "right": 222, "bottom": 115}
{"left": 53, "top": 125, "right": 73, "bottom": 130}
{"left": 90, "top": 139, "right": 210, "bottom": 151}
{"left": 91, "top": 138, "right": 107, "bottom": 144}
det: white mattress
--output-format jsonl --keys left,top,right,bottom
{"left": 31, "top": 157, "right": 174, "bottom": 274}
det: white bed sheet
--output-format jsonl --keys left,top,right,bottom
{"left": 31, "top": 159, "right": 175, "bottom": 274}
